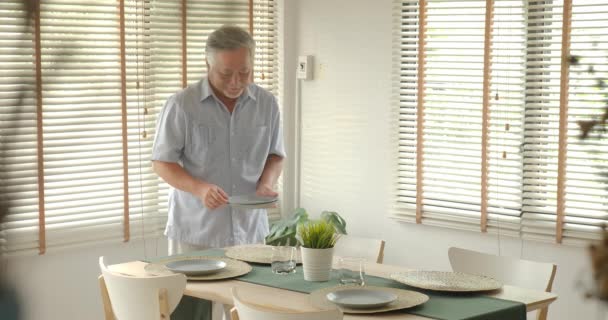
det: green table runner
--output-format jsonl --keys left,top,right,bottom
{"left": 153, "top": 249, "right": 526, "bottom": 320}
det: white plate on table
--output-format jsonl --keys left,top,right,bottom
{"left": 326, "top": 288, "right": 398, "bottom": 309}
{"left": 165, "top": 259, "right": 227, "bottom": 276}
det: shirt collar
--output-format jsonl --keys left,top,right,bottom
{"left": 200, "top": 78, "right": 257, "bottom": 103}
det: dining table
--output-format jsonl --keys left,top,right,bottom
{"left": 108, "top": 247, "right": 558, "bottom": 320}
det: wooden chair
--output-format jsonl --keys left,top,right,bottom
{"left": 333, "top": 234, "right": 386, "bottom": 263}
{"left": 448, "top": 247, "right": 557, "bottom": 320}
{"left": 98, "top": 256, "right": 187, "bottom": 320}
{"left": 230, "top": 287, "right": 342, "bottom": 320}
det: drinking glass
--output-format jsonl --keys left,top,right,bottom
{"left": 271, "top": 246, "right": 297, "bottom": 275}
{"left": 337, "top": 257, "right": 366, "bottom": 285}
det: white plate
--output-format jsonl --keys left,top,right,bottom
{"left": 228, "top": 194, "right": 278, "bottom": 205}
{"left": 326, "top": 288, "right": 398, "bottom": 309}
{"left": 165, "top": 259, "right": 227, "bottom": 276}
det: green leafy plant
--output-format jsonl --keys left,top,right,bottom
{"left": 264, "top": 208, "right": 347, "bottom": 246}
{"left": 296, "top": 220, "right": 340, "bottom": 249}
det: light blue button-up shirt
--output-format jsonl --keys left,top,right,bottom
{"left": 151, "top": 78, "right": 285, "bottom": 247}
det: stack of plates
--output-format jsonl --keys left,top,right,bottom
{"left": 228, "top": 194, "right": 278, "bottom": 209}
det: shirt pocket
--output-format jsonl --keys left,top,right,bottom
{"left": 240, "top": 126, "right": 270, "bottom": 172}
{"left": 186, "top": 123, "right": 213, "bottom": 165}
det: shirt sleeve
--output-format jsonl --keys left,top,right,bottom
{"left": 268, "top": 96, "right": 286, "bottom": 158}
{"left": 151, "top": 95, "right": 186, "bottom": 163}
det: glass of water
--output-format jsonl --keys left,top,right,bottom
{"left": 337, "top": 257, "right": 366, "bottom": 285}
{"left": 271, "top": 246, "right": 297, "bottom": 275}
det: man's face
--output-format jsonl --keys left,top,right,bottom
{"left": 207, "top": 46, "right": 252, "bottom": 100}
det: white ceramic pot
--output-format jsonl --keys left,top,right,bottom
{"left": 300, "top": 247, "right": 334, "bottom": 281}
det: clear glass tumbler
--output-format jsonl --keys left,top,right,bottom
{"left": 271, "top": 246, "right": 297, "bottom": 275}
{"left": 337, "top": 257, "right": 366, "bottom": 285}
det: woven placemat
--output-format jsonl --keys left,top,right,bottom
{"left": 391, "top": 271, "right": 502, "bottom": 292}
{"left": 309, "top": 285, "right": 429, "bottom": 314}
{"left": 145, "top": 256, "right": 252, "bottom": 281}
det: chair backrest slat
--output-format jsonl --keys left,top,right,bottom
{"left": 448, "top": 247, "right": 557, "bottom": 320}
{"left": 333, "top": 235, "right": 386, "bottom": 263}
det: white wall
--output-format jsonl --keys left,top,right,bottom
{"left": 4, "top": 238, "right": 167, "bottom": 320}
{"left": 287, "top": 0, "right": 602, "bottom": 319}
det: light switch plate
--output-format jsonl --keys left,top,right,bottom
{"left": 297, "top": 55, "right": 313, "bottom": 80}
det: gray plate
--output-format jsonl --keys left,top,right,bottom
{"left": 326, "top": 288, "right": 398, "bottom": 309}
{"left": 165, "top": 259, "right": 227, "bottom": 276}
{"left": 228, "top": 194, "right": 278, "bottom": 205}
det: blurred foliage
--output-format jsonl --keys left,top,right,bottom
{"left": 569, "top": 54, "right": 608, "bottom": 139}
{"left": 264, "top": 208, "right": 347, "bottom": 246}
{"left": 570, "top": 53, "right": 608, "bottom": 301}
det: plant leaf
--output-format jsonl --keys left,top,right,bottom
{"left": 321, "top": 211, "right": 347, "bottom": 234}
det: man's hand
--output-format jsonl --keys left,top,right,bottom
{"left": 256, "top": 183, "right": 278, "bottom": 197}
{"left": 198, "top": 183, "right": 229, "bottom": 209}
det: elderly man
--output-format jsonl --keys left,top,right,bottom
{"left": 151, "top": 25, "right": 285, "bottom": 319}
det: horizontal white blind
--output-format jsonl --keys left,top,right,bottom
{"left": 40, "top": 0, "right": 126, "bottom": 251}
{"left": 521, "top": 0, "right": 567, "bottom": 243}
{"left": 522, "top": 0, "right": 608, "bottom": 244}
{"left": 126, "top": 0, "right": 168, "bottom": 244}
{"left": 393, "top": 0, "right": 523, "bottom": 235}
{"left": 392, "top": 0, "right": 418, "bottom": 218}
{"left": 147, "top": 0, "right": 183, "bottom": 230}
{"left": 486, "top": 0, "right": 526, "bottom": 236}
{"left": 419, "top": 0, "right": 488, "bottom": 231}
{"left": 393, "top": 0, "right": 608, "bottom": 244}
{"left": 252, "top": 0, "right": 281, "bottom": 221}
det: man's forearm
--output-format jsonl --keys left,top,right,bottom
{"left": 258, "top": 154, "right": 284, "bottom": 188}
{"left": 152, "top": 160, "right": 207, "bottom": 196}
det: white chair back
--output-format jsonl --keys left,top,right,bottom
{"left": 98, "top": 256, "right": 187, "bottom": 320}
{"left": 231, "top": 287, "right": 343, "bottom": 320}
{"left": 334, "top": 234, "right": 385, "bottom": 263}
{"left": 448, "top": 247, "right": 557, "bottom": 320}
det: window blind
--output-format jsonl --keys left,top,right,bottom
{"left": 393, "top": 0, "right": 525, "bottom": 236}
{"left": 522, "top": 0, "right": 608, "bottom": 245}
{"left": 392, "top": 0, "right": 608, "bottom": 244}
{"left": 0, "top": 0, "right": 279, "bottom": 255}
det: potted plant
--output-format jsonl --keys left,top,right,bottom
{"left": 265, "top": 208, "right": 347, "bottom": 246}
{"left": 296, "top": 220, "right": 340, "bottom": 281}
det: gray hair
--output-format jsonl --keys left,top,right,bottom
{"left": 205, "top": 25, "right": 255, "bottom": 67}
